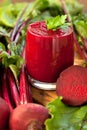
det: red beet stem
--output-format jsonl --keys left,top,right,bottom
{"left": 20, "top": 45, "right": 33, "bottom": 104}
{"left": 74, "top": 35, "right": 87, "bottom": 61}
{"left": 60, "top": 0, "right": 71, "bottom": 22}
{"left": 14, "top": 18, "right": 30, "bottom": 44}
{"left": 21, "top": 45, "right": 25, "bottom": 60}
{"left": 60, "top": 0, "right": 87, "bottom": 61}
{"left": 0, "top": 71, "right": 2, "bottom": 97}
{"left": 6, "top": 69, "right": 20, "bottom": 106}
{"left": 11, "top": 4, "right": 29, "bottom": 42}
{"left": 2, "top": 71, "right": 13, "bottom": 111}
{"left": 0, "top": 88, "right": 2, "bottom": 97}
{"left": 79, "top": 36, "right": 87, "bottom": 51}
{"left": 19, "top": 65, "right": 33, "bottom": 104}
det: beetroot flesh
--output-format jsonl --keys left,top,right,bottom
{"left": 0, "top": 97, "right": 10, "bottom": 130}
{"left": 9, "top": 103, "right": 49, "bottom": 130}
{"left": 56, "top": 65, "right": 87, "bottom": 106}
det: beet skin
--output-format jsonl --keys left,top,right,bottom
{"left": 56, "top": 65, "right": 87, "bottom": 106}
{"left": 0, "top": 97, "right": 10, "bottom": 130}
{"left": 9, "top": 103, "right": 49, "bottom": 130}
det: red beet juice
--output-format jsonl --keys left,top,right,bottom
{"left": 25, "top": 21, "right": 74, "bottom": 88}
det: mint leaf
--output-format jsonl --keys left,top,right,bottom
{"left": 45, "top": 97, "right": 87, "bottom": 130}
{"left": 46, "top": 15, "right": 69, "bottom": 30}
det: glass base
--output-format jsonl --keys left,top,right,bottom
{"left": 28, "top": 75, "right": 56, "bottom": 90}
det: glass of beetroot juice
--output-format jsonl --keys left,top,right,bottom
{"left": 25, "top": 21, "right": 74, "bottom": 90}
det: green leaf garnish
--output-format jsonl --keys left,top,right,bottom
{"left": 45, "top": 97, "right": 87, "bottom": 130}
{"left": 46, "top": 15, "right": 70, "bottom": 30}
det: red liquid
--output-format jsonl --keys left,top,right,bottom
{"left": 25, "top": 21, "right": 74, "bottom": 83}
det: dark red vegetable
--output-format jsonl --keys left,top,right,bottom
{"left": 0, "top": 85, "right": 2, "bottom": 97}
{"left": 2, "top": 71, "right": 13, "bottom": 111}
{"left": 0, "top": 3, "right": 50, "bottom": 130}
{"left": 19, "top": 65, "right": 33, "bottom": 104}
{"left": 20, "top": 42, "right": 33, "bottom": 104}
{"left": 56, "top": 65, "right": 87, "bottom": 106}
{"left": 0, "top": 97, "right": 10, "bottom": 130}
{"left": 6, "top": 69, "right": 20, "bottom": 106}
{"left": 74, "top": 35, "right": 87, "bottom": 61}
{"left": 9, "top": 103, "right": 49, "bottom": 130}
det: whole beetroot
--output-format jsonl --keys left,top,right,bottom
{"left": 9, "top": 103, "right": 49, "bottom": 130}
{"left": 56, "top": 65, "right": 87, "bottom": 106}
{"left": 0, "top": 97, "right": 10, "bottom": 130}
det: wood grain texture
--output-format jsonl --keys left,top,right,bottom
{"left": 31, "top": 86, "right": 57, "bottom": 106}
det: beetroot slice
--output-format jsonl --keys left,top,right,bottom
{"left": 56, "top": 65, "right": 87, "bottom": 106}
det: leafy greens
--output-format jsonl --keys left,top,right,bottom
{"left": 73, "top": 14, "right": 87, "bottom": 39}
{"left": 46, "top": 15, "right": 71, "bottom": 30}
{"left": 45, "top": 97, "right": 87, "bottom": 130}
{"left": 0, "top": 0, "right": 87, "bottom": 129}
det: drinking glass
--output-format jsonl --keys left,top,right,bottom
{"left": 25, "top": 21, "right": 74, "bottom": 90}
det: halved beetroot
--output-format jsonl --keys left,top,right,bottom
{"left": 9, "top": 103, "right": 49, "bottom": 130}
{"left": 56, "top": 65, "right": 87, "bottom": 106}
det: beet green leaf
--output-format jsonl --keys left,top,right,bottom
{"left": 45, "top": 97, "right": 87, "bottom": 130}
